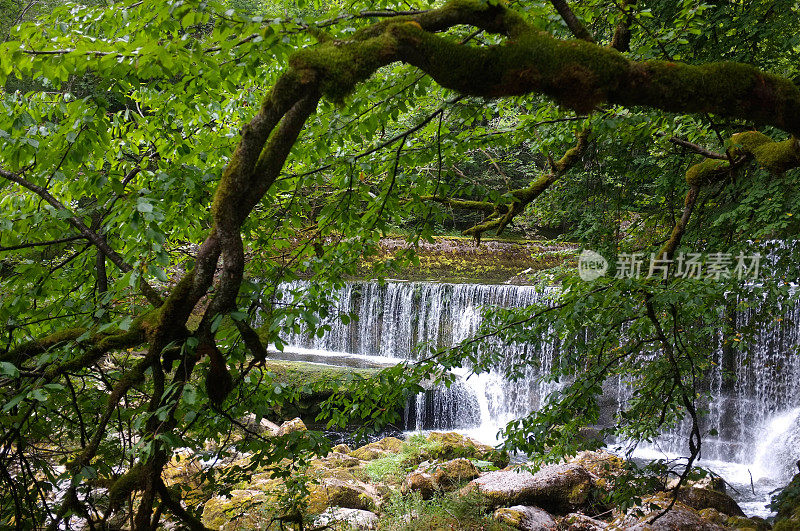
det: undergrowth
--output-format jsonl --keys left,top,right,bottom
{"left": 377, "top": 490, "right": 512, "bottom": 531}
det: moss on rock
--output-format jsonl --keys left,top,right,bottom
{"left": 351, "top": 436, "right": 406, "bottom": 460}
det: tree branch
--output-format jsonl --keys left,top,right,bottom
{"left": 0, "top": 168, "right": 163, "bottom": 307}
{"left": 549, "top": 0, "right": 595, "bottom": 43}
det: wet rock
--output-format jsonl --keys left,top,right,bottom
{"left": 610, "top": 494, "right": 725, "bottom": 530}
{"left": 772, "top": 471, "right": 800, "bottom": 531}
{"left": 350, "top": 436, "right": 405, "bottom": 460}
{"left": 463, "top": 463, "right": 594, "bottom": 512}
{"left": 314, "top": 507, "right": 379, "bottom": 530}
{"left": 493, "top": 505, "right": 557, "bottom": 530}
{"left": 276, "top": 417, "right": 307, "bottom": 436}
{"left": 559, "top": 512, "right": 607, "bottom": 530}
{"left": 425, "top": 431, "right": 509, "bottom": 467}
{"left": 332, "top": 443, "right": 352, "bottom": 454}
{"left": 675, "top": 485, "right": 745, "bottom": 517}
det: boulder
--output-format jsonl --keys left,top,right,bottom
{"left": 559, "top": 512, "right": 608, "bottom": 530}
{"left": 403, "top": 469, "right": 436, "bottom": 499}
{"left": 726, "top": 515, "right": 771, "bottom": 530}
{"left": 315, "top": 507, "right": 379, "bottom": 530}
{"left": 697, "top": 508, "right": 728, "bottom": 526}
{"left": 241, "top": 413, "right": 279, "bottom": 436}
{"left": 463, "top": 463, "right": 594, "bottom": 513}
{"left": 201, "top": 489, "right": 275, "bottom": 530}
{"left": 277, "top": 417, "right": 307, "bottom": 436}
{"left": 332, "top": 443, "right": 352, "bottom": 454}
{"left": 425, "top": 432, "right": 509, "bottom": 467}
{"left": 350, "top": 436, "right": 405, "bottom": 460}
{"left": 430, "top": 458, "right": 480, "bottom": 489}
{"left": 772, "top": 470, "right": 800, "bottom": 531}
{"left": 675, "top": 486, "right": 745, "bottom": 517}
{"left": 306, "top": 476, "right": 387, "bottom": 514}
{"left": 312, "top": 451, "right": 362, "bottom": 470}
{"left": 610, "top": 494, "right": 726, "bottom": 530}
{"left": 568, "top": 450, "right": 626, "bottom": 489}
{"left": 403, "top": 458, "right": 480, "bottom": 498}
{"left": 493, "top": 505, "right": 557, "bottom": 530}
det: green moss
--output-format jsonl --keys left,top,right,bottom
{"left": 250, "top": 360, "right": 377, "bottom": 423}
{"left": 685, "top": 158, "right": 728, "bottom": 186}
{"left": 730, "top": 131, "right": 800, "bottom": 173}
{"left": 108, "top": 465, "right": 145, "bottom": 507}
{"left": 290, "top": 32, "right": 398, "bottom": 103}
{"left": 261, "top": 360, "right": 376, "bottom": 389}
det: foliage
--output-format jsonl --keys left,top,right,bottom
{"left": 377, "top": 489, "right": 510, "bottom": 531}
{"left": 0, "top": 0, "right": 799, "bottom": 528}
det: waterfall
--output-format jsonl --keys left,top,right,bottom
{"left": 272, "top": 280, "right": 559, "bottom": 435}
{"left": 266, "top": 279, "right": 800, "bottom": 510}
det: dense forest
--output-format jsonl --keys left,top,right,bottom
{"left": 1, "top": 0, "right": 800, "bottom": 528}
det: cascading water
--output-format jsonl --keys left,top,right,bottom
{"left": 273, "top": 280, "right": 559, "bottom": 433}
{"left": 266, "top": 279, "right": 800, "bottom": 516}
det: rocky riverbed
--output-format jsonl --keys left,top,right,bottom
{"left": 160, "top": 419, "right": 793, "bottom": 530}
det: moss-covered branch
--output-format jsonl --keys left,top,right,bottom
{"left": 662, "top": 131, "right": 800, "bottom": 257}
{"left": 449, "top": 129, "right": 590, "bottom": 239}
{"left": 287, "top": 0, "right": 800, "bottom": 135}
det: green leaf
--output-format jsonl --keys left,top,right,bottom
{"left": 0, "top": 362, "right": 19, "bottom": 378}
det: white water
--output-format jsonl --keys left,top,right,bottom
{"left": 264, "top": 279, "right": 800, "bottom": 516}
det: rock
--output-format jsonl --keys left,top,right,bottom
{"left": 306, "top": 476, "right": 387, "bottom": 514}
{"left": 403, "top": 458, "right": 480, "bottom": 498}
{"left": 568, "top": 450, "right": 627, "bottom": 492}
{"left": 161, "top": 449, "right": 206, "bottom": 503}
{"left": 667, "top": 475, "right": 727, "bottom": 493}
{"left": 610, "top": 494, "right": 726, "bottom": 530}
{"left": 726, "top": 515, "right": 771, "bottom": 530}
{"left": 350, "top": 436, "right": 405, "bottom": 460}
{"left": 559, "top": 512, "right": 607, "bottom": 530}
{"left": 463, "top": 463, "right": 594, "bottom": 512}
{"left": 493, "top": 505, "right": 557, "bottom": 530}
{"left": 697, "top": 508, "right": 728, "bottom": 525}
{"left": 772, "top": 471, "right": 800, "bottom": 531}
{"left": 314, "top": 507, "right": 379, "bottom": 530}
{"left": 241, "top": 412, "right": 279, "bottom": 435}
{"left": 675, "top": 486, "right": 745, "bottom": 517}
{"left": 403, "top": 469, "right": 436, "bottom": 499}
{"left": 276, "top": 417, "right": 307, "bottom": 436}
{"left": 201, "top": 489, "right": 275, "bottom": 530}
{"left": 425, "top": 431, "right": 509, "bottom": 467}
{"left": 332, "top": 443, "right": 352, "bottom": 454}
{"left": 430, "top": 458, "right": 480, "bottom": 489}
{"left": 313, "top": 451, "right": 362, "bottom": 470}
